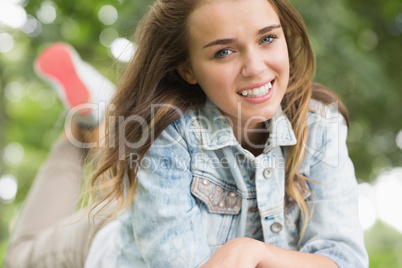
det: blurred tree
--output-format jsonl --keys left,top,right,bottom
{"left": 0, "top": 64, "right": 6, "bottom": 167}
{"left": 293, "top": 0, "right": 402, "bottom": 182}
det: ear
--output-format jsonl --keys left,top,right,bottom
{"left": 177, "top": 63, "right": 197, "bottom": 85}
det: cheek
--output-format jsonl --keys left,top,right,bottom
{"left": 270, "top": 48, "right": 290, "bottom": 76}
{"left": 263, "top": 38, "right": 289, "bottom": 74}
{"left": 193, "top": 64, "right": 236, "bottom": 94}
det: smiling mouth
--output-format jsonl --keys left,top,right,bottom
{"left": 237, "top": 80, "right": 274, "bottom": 98}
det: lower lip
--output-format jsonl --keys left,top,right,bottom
{"left": 239, "top": 82, "right": 274, "bottom": 104}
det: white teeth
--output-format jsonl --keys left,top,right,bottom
{"left": 238, "top": 81, "right": 273, "bottom": 98}
{"left": 258, "top": 86, "right": 265, "bottom": 96}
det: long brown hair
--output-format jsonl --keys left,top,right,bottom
{"left": 86, "top": 0, "right": 348, "bottom": 243}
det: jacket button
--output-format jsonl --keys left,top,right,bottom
{"left": 270, "top": 222, "right": 283, "bottom": 233}
{"left": 263, "top": 168, "right": 273, "bottom": 179}
{"left": 218, "top": 201, "right": 225, "bottom": 208}
{"left": 229, "top": 192, "right": 236, "bottom": 198}
{"left": 202, "top": 179, "right": 208, "bottom": 186}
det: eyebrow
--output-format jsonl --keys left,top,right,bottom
{"left": 202, "top": 24, "right": 281, "bottom": 49}
{"left": 258, "top": 24, "right": 281, "bottom": 35}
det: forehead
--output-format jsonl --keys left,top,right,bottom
{"left": 188, "top": 0, "right": 280, "bottom": 43}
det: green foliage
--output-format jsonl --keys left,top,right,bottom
{"left": 292, "top": 0, "right": 402, "bottom": 181}
{"left": 0, "top": 0, "right": 401, "bottom": 266}
{"left": 365, "top": 221, "right": 402, "bottom": 267}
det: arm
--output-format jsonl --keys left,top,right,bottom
{"left": 297, "top": 107, "right": 368, "bottom": 267}
{"left": 200, "top": 237, "right": 337, "bottom": 268}
{"left": 260, "top": 242, "right": 338, "bottom": 268}
{"left": 130, "top": 123, "right": 211, "bottom": 267}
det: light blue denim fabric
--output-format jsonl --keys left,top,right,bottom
{"left": 86, "top": 99, "right": 368, "bottom": 268}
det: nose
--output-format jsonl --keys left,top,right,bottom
{"left": 241, "top": 49, "right": 266, "bottom": 78}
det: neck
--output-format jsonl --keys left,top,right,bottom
{"left": 232, "top": 120, "right": 269, "bottom": 156}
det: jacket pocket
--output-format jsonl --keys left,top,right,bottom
{"left": 191, "top": 176, "right": 242, "bottom": 250}
{"left": 191, "top": 176, "right": 242, "bottom": 215}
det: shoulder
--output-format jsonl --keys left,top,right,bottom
{"left": 307, "top": 82, "right": 349, "bottom": 134}
{"left": 305, "top": 98, "right": 349, "bottom": 166}
{"left": 308, "top": 98, "right": 344, "bottom": 122}
{"left": 170, "top": 107, "right": 197, "bottom": 134}
{"left": 310, "top": 82, "right": 349, "bottom": 125}
{"left": 307, "top": 97, "right": 349, "bottom": 138}
{"left": 153, "top": 107, "right": 199, "bottom": 149}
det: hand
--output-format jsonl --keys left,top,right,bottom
{"left": 201, "top": 237, "right": 265, "bottom": 268}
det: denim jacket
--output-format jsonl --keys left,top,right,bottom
{"left": 86, "top": 99, "right": 368, "bottom": 268}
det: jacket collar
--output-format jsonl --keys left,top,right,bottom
{"left": 192, "top": 99, "right": 297, "bottom": 151}
{"left": 263, "top": 104, "right": 297, "bottom": 153}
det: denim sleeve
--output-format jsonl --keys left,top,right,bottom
{"left": 299, "top": 108, "right": 369, "bottom": 268}
{"left": 129, "top": 122, "right": 211, "bottom": 268}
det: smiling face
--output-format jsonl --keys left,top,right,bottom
{"left": 179, "top": 0, "right": 290, "bottom": 131}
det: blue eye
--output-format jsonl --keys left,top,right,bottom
{"left": 260, "top": 35, "right": 276, "bottom": 44}
{"left": 215, "top": 49, "right": 233, "bottom": 58}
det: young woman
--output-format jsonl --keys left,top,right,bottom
{"left": 84, "top": 0, "right": 368, "bottom": 267}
